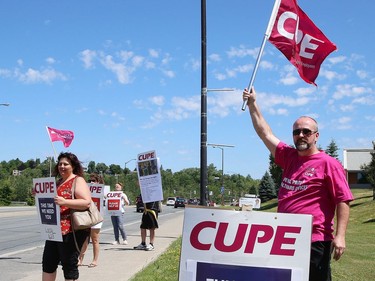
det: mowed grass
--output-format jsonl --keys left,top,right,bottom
{"left": 131, "top": 188, "right": 375, "bottom": 281}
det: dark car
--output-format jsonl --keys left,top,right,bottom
{"left": 174, "top": 197, "right": 186, "bottom": 208}
{"left": 187, "top": 198, "right": 199, "bottom": 205}
{"left": 136, "top": 195, "right": 144, "bottom": 213}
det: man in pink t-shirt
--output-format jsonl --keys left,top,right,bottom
{"left": 243, "top": 87, "right": 353, "bottom": 281}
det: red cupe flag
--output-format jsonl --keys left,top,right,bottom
{"left": 268, "top": 0, "right": 337, "bottom": 85}
{"left": 47, "top": 126, "right": 74, "bottom": 148}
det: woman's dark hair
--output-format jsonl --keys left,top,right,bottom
{"left": 89, "top": 173, "right": 104, "bottom": 184}
{"left": 53, "top": 152, "right": 84, "bottom": 177}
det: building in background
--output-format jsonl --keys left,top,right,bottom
{"left": 343, "top": 148, "right": 374, "bottom": 188}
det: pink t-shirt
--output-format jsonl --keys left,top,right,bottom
{"left": 275, "top": 142, "right": 353, "bottom": 242}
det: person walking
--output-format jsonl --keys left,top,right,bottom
{"left": 110, "top": 183, "right": 129, "bottom": 245}
{"left": 40, "top": 152, "right": 91, "bottom": 281}
{"left": 133, "top": 197, "right": 159, "bottom": 251}
{"left": 242, "top": 87, "right": 354, "bottom": 281}
{"left": 78, "top": 173, "right": 104, "bottom": 268}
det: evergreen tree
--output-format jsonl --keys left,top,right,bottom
{"left": 268, "top": 153, "right": 282, "bottom": 195}
{"left": 248, "top": 184, "right": 257, "bottom": 196}
{"left": 361, "top": 141, "right": 375, "bottom": 200}
{"left": 258, "top": 171, "right": 276, "bottom": 202}
{"left": 87, "top": 161, "right": 96, "bottom": 174}
{"left": 325, "top": 139, "right": 340, "bottom": 160}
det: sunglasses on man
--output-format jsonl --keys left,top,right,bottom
{"left": 292, "top": 128, "right": 317, "bottom": 136}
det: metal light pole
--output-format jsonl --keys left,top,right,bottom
{"left": 125, "top": 158, "right": 136, "bottom": 175}
{"left": 200, "top": 0, "right": 208, "bottom": 206}
{"left": 200, "top": 0, "right": 234, "bottom": 206}
{"left": 207, "top": 143, "right": 235, "bottom": 205}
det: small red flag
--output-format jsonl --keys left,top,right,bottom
{"left": 268, "top": 0, "right": 337, "bottom": 85}
{"left": 47, "top": 127, "right": 74, "bottom": 148}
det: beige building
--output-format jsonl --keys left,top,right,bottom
{"left": 343, "top": 148, "right": 374, "bottom": 188}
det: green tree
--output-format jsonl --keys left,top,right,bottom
{"left": 0, "top": 180, "right": 13, "bottom": 205}
{"left": 87, "top": 161, "right": 96, "bottom": 174}
{"left": 258, "top": 171, "right": 276, "bottom": 202}
{"left": 109, "top": 164, "right": 122, "bottom": 175}
{"left": 325, "top": 139, "right": 340, "bottom": 160}
{"left": 361, "top": 141, "right": 375, "bottom": 200}
{"left": 248, "top": 184, "right": 257, "bottom": 196}
{"left": 96, "top": 163, "right": 108, "bottom": 174}
{"left": 269, "top": 153, "right": 282, "bottom": 195}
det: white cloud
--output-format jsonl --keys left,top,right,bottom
{"left": 149, "top": 49, "right": 159, "bottom": 58}
{"left": 356, "top": 70, "right": 368, "bottom": 79}
{"left": 209, "top": 53, "right": 221, "bottom": 62}
{"left": 259, "top": 60, "right": 274, "bottom": 70}
{"left": 333, "top": 84, "right": 371, "bottom": 100}
{"left": 79, "top": 49, "right": 97, "bottom": 69}
{"left": 327, "top": 55, "right": 346, "bottom": 64}
{"left": 280, "top": 72, "right": 299, "bottom": 85}
{"left": 227, "top": 45, "right": 259, "bottom": 59}
{"left": 16, "top": 67, "right": 66, "bottom": 84}
{"left": 162, "top": 69, "right": 175, "bottom": 78}
{"left": 100, "top": 55, "right": 134, "bottom": 84}
{"left": 46, "top": 57, "right": 55, "bottom": 64}
{"left": 294, "top": 87, "right": 316, "bottom": 96}
{"left": 149, "top": 96, "right": 165, "bottom": 106}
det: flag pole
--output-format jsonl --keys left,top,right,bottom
{"left": 241, "top": 0, "right": 281, "bottom": 111}
{"left": 46, "top": 126, "right": 58, "bottom": 161}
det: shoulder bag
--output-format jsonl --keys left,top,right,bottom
{"left": 70, "top": 178, "right": 104, "bottom": 230}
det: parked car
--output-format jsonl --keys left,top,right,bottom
{"left": 174, "top": 197, "right": 186, "bottom": 208}
{"left": 187, "top": 198, "right": 199, "bottom": 205}
{"left": 166, "top": 197, "right": 176, "bottom": 206}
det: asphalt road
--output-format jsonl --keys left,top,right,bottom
{"left": 0, "top": 204, "right": 183, "bottom": 280}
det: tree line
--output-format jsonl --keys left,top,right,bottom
{"left": 0, "top": 157, "right": 261, "bottom": 206}
{"left": 1, "top": 140, "right": 374, "bottom": 206}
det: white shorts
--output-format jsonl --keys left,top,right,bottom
{"left": 91, "top": 221, "right": 103, "bottom": 229}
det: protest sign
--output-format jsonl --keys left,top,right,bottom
{"left": 136, "top": 150, "right": 163, "bottom": 203}
{"left": 105, "top": 191, "right": 123, "bottom": 216}
{"left": 33, "top": 177, "right": 62, "bottom": 241}
{"left": 88, "top": 183, "right": 105, "bottom": 216}
{"left": 179, "top": 207, "right": 312, "bottom": 281}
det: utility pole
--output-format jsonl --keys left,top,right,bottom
{"left": 200, "top": 0, "right": 208, "bottom": 206}
{"left": 207, "top": 143, "right": 235, "bottom": 205}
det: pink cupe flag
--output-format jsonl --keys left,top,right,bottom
{"left": 47, "top": 127, "right": 74, "bottom": 148}
{"left": 268, "top": 0, "right": 337, "bottom": 85}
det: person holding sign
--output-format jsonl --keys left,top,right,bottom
{"left": 78, "top": 173, "right": 104, "bottom": 268}
{"left": 133, "top": 196, "right": 160, "bottom": 251}
{"left": 41, "top": 152, "right": 91, "bottom": 281}
{"left": 242, "top": 88, "right": 354, "bottom": 281}
{"left": 110, "top": 183, "right": 129, "bottom": 245}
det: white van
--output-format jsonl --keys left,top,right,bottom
{"left": 166, "top": 197, "right": 176, "bottom": 206}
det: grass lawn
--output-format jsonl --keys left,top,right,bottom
{"left": 131, "top": 188, "right": 374, "bottom": 281}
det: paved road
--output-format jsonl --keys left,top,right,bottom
{"left": 0, "top": 205, "right": 185, "bottom": 280}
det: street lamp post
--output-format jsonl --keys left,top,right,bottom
{"left": 124, "top": 158, "right": 136, "bottom": 175}
{"left": 200, "top": 0, "right": 234, "bottom": 206}
{"left": 207, "top": 143, "right": 235, "bottom": 205}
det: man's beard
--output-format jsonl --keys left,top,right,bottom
{"left": 295, "top": 140, "right": 310, "bottom": 151}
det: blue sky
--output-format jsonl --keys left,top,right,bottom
{"left": 1, "top": 0, "right": 374, "bottom": 180}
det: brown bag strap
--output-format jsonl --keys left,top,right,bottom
{"left": 70, "top": 177, "right": 81, "bottom": 253}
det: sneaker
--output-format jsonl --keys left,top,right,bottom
{"left": 121, "top": 240, "right": 128, "bottom": 245}
{"left": 112, "top": 240, "right": 119, "bottom": 245}
{"left": 133, "top": 243, "right": 147, "bottom": 250}
{"left": 145, "top": 244, "right": 154, "bottom": 251}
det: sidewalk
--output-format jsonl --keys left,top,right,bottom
{"left": 17, "top": 211, "right": 184, "bottom": 281}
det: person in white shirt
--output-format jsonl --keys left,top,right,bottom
{"left": 110, "top": 183, "right": 129, "bottom": 245}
